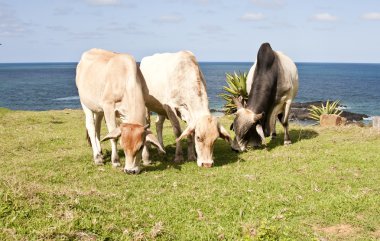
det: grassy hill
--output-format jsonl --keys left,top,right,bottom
{"left": 0, "top": 108, "right": 379, "bottom": 240}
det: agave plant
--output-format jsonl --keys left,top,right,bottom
{"left": 308, "top": 100, "right": 343, "bottom": 122}
{"left": 219, "top": 71, "right": 249, "bottom": 115}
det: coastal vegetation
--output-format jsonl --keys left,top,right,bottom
{"left": 219, "top": 71, "right": 248, "bottom": 115}
{"left": 308, "top": 100, "right": 343, "bottom": 122}
{"left": 0, "top": 108, "right": 379, "bottom": 240}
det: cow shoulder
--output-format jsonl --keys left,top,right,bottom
{"left": 274, "top": 51, "right": 296, "bottom": 93}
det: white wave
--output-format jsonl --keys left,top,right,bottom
{"left": 363, "top": 116, "right": 373, "bottom": 121}
{"left": 54, "top": 96, "right": 80, "bottom": 101}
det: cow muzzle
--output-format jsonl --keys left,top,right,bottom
{"left": 197, "top": 160, "right": 214, "bottom": 168}
{"left": 201, "top": 162, "right": 213, "bottom": 168}
{"left": 123, "top": 168, "right": 140, "bottom": 175}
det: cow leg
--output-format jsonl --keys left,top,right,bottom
{"left": 281, "top": 100, "right": 292, "bottom": 145}
{"left": 142, "top": 109, "right": 152, "bottom": 165}
{"left": 272, "top": 113, "right": 283, "bottom": 139}
{"left": 103, "top": 105, "right": 120, "bottom": 167}
{"left": 82, "top": 104, "right": 103, "bottom": 165}
{"left": 187, "top": 133, "right": 196, "bottom": 161}
{"left": 155, "top": 114, "right": 166, "bottom": 148}
{"left": 163, "top": 105, "right": 184, "bottom": 163}
{"left": 94, "top": 112, "right": 104, "bottom": 155}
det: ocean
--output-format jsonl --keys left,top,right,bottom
{"left": 0, "top": 62, "right": 379, "bottom": 117}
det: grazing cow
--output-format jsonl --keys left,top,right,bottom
{"left": 76, "top": 48, "right": 164, "bottom": 174}
{"left": 140, "top": 51, "right": 231, "bottom": 167}
{"left": 231, "top": 43, "right": 299, "bottom": 152}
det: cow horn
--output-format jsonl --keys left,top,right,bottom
{"left": 256, "top": 124, "right": 266, "bottom": 145}
{"left": 101, "top": 127, "right": 121, "bottom": 142}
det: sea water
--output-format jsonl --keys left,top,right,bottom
{"left": 0, "top": 62, "right": 379, "bottom": 117}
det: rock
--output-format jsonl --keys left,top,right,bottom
{"left": 373, "top": 116, "right": 380, "bottom": 129}
{"left": 320, "top": 114, "right": 346, "bottom": 127}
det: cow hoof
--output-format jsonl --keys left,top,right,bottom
{"left": 143, "top": 159, "right": 152, "bottom": 166}
{"left": 94, "top": 160, "right": 104, "bottom": 166}
{"left": 124, "top": 169, "right": 139, "bottom": 175}
{"left": 94, "top": 154, "right": 104, "bottom": 165}
{"left": 271, "top": 134, "right": 277, "bottom": 140}
{"left": 112, "top": 162, "right": 121, "bottom": 168}
{"left": 284, "top": 140, "right": 292, "bottom": 145}
{"left": 174, "top": 156, "right": 184, "bottom": 163}
{"left": 188, "top": 154, "right": 197, "bottom": 162}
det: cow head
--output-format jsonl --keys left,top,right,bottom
{"left": 101, "top": 123, "right": 165, "bottom": 174}
{"left": 176, "top": 115, "right": 231, "bottom": 167}
{"left": 230, "top": 97, "right": 265, "bottom": 152}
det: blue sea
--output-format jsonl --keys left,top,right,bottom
{"left": 0, "top": 62, "right": 379, "bottom": 117}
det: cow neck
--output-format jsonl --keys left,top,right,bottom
{"left": 122, "top": 80, "right": 146, "bottom": 126}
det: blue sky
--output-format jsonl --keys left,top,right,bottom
{"left": 0, "top": 0, "right": 379, "bottom": 63}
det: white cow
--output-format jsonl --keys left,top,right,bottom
{"left": 76, "top": 48, "right": 164, "bottom": 174}
{"left": 140, "top": 51, "right": 231, "bottom": 168}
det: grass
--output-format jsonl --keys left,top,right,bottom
{"left": 0, "top": 108, "right": 379, "bottom": 240}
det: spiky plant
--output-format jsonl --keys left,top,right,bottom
{"left": 308, "top": 100, "right": 343, "bottom": 122}
{"left": 219, "top": 71, "right": 248, "bottom": 115}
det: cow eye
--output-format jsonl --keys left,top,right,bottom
{"left": 196, "top": 136, "right": 203, "bottom": 142}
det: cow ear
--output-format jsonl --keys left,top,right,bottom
{"left": 218, "top": 123, "right": 232, "bottom": 143}
{"left": 101, "top": 127, "right": 121, "bottom": 142}
{"left": 145, "top": 132, "right": 166, "bottom": 154}
{"left": 232, "top": 97, "right": 244, "bottom": 110}
{"left": 253, "top": 112, "right": 264, "bottom": 123}
{"left": 175, "top": 104, "right": 192, "bottom": 124}
{"left": 176, "top": 124, "right": 195, "bottom": 142}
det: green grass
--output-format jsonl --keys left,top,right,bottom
{"left": 0, "top": 109, "right": 379, "bottom": 240}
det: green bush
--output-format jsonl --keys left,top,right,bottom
{"left": 308, "top": 100, "right": 343, "bottom": 122}
{"left": 219, "top": 71, "right": 248, "bottom": 115}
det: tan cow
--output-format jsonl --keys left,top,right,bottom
{"left": 76, "top": 48, "right": 164, "bottom": 174}
{"left": 140, "top": 51, "right": 231, "bottom": 168}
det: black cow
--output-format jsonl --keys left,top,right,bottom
{"left": 231, "top": 43, "right": 299, "bottom": 152}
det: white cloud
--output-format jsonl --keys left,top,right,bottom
{"left": 53, "top": 7, "right": 74, "bottom": 15}
{"left": 311, "top": 13, "right": 337, "bottom": 22}
{"left": 240, "top": 13, "right": 265, "bottom": 21}
{"left": 85, "top": 0, "right": 120, "bottom": 6}
{"left": 251, "top": 0, "right": 285, "bottom": 9}
{"left": 199, "top": 24, "right": 223, "bottom": 34}
{"left": 362, "top": 12, "right": 380, "bottom": 20}
{"left": 155, "top": 14, "right": 183, "bottom": 23}
{"left": 47, "top": 25, "right": 68, "bottom": 32}
{"left": 0, "top": 4, "right": 29, "bottom": 37}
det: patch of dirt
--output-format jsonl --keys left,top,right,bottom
{"left": 315, "top": 224, "right": 359, "bottom": 238}
{"left": 372, "top": 229, "right": 380, "bottom": 238}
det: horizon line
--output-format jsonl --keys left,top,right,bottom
{"left": 1, "top": 60, "right": 380, "bottom": 65}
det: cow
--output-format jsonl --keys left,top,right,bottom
{"left": 139, "top": 51, "right": 231, "bottom": 168}
{"left": 230, "top": 43, "right": 299, "bottom": 152}
{"left": 76, "top": 48, "right": 164, "bottom": 174}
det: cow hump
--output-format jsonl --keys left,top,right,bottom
{"left": 256, "top": 43, "right": 275, "bottom": 71}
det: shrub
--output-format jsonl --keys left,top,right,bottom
{"left": 308, "top": 100, "right": 343, "bottom": 122}
{"left": 219, "top": 71, "right": 248, "bottom": 115}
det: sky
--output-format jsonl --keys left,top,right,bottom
{"left": 0, "top": 0, "right": 379, "bottom": 63}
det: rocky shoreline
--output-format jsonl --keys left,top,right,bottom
{"left": 289, "top": 101, "right": 369, "bottom": 122}
{"left": 211, "top": 101, "right": 370, "bottom": 122}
